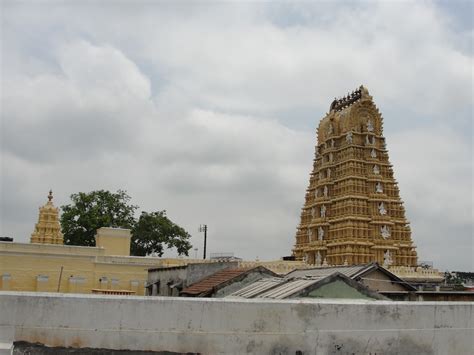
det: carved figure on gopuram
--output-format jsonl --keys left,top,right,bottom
{"left": 315, "top": 251, "right": 322, "bottom": 265}
{"left": 381, "top": 225, "right": 391, "bottom": 239}
{"left": 383, "top": 250, "right": 393, "bottom": 266}
{"left": 346, "top": 131, "right": 353, "bottom": 144}
{"left": 367, "top": 119, "right": 374, "bottom": 132}
{"left": 375, "top": 182, "right": 383, "bottom": 193}
{"left": 318, "top": 226, "right": 324, "bottom": 241}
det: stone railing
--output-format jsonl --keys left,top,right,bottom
{"left": 94, "top": 255, "right": 167, "bottom": 266}
{"left": 0, "top": 241, "right": 104, "bottom": 256}
{"left": 237, "top": 260, "right": 310, "bottom": 275}
{"left": 91, "top": 289, "right": 136, "bottom": 295}
{"left": 93, "top": 256, "right": 315, "bottom": 275}
{"left": 94, "top": 256, "right": 221, "bottom": 267}
{"left": 388, "top": 266, "right": 444, "bottom": 281}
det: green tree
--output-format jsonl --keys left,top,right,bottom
{"left": 61, "top": 190, "right": 138, "bottom": 247}
{"left": 61, "top": 190, "right": 192, "bottom": 257}
{"left": 131, "top": 211, "right": 192, "bottom": 257}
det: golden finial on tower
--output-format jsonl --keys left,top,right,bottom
{"left": 48, "top": 190, "right": 53, "bottom": 202}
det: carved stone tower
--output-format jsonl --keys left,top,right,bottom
{"left": 30, "top": 190, "right": 64, "bottom": 245}
{"left": 293, "top": 86, "right": 417, "bottom": 267}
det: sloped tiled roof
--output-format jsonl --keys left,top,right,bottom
{"left": 181, "top": 268, "right": 252, "bottom": 296}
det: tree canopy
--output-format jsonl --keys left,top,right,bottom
{"left": 61, "top": 190, "right": 137, "bottom": 247}
{"left": 60, "top": 190, "right": 192, "bottom": 257}
{"left": 131, "top": 211, "right": 192, "bottom": 257}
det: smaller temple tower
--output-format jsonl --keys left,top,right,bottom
{"left": 30, "top": 190, "right": 64, "bottom": 245}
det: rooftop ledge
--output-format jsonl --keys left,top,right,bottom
{"left": 2, "top": 291, "right": 473, "bottom": 306}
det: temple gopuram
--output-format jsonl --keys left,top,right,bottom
{"left": 30, "top": 190, "right": 64, "bottom": 245}
{"left": 293, "top": 86, "right": 417, "bottom": 267}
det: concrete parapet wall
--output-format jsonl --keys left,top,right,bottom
{"left": 0, "top": 292, "right": 472, "bottom": 354}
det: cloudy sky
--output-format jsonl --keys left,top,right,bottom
{"left": 1, "top": 1, "right": 472, "bottom": 270}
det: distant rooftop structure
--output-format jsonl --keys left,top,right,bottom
{"left": 286, "top": 262, "right": 415, "bottom": 288}
{"left": 209, "top": 252, "right": 242, "bottom": 261}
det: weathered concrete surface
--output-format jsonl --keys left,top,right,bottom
{"left": 0, "top": 291, "right": 473, "bottom": 354}
{"left": 12, "top": 341, "right": 195, "bottom": 354}
{"left": 0, "top": 342, "right": 13, "bottom": 355}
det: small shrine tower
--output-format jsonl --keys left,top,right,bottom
{"left": 292, "top": 86, "right": 417, "bottom": 267}
{"left": 30, "top": 190, "right": 64, "bottom": 245}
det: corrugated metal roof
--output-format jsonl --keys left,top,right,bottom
{"left": 181, "top": 268, "right": 251, "bottom": 296}
{"left": 229, "top": 277, "right": 286, "bottom": 298}
{"left": 285, "top": 264, "right": 370, "bottom": 279}
{"left": 258, "top": 279, "right": 321, "bottom": 299}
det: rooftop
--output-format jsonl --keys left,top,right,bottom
{"left": 285, "top": 262, "right": 417, "bottom": 291}
{"left": 180, "top": 266, "right": 278, "bottom": 296}
{"left": 180, "top": 267, "right": 252, "bottom": 296}
{"left": 229, "top": 272, "right": 387, "bottom": 300}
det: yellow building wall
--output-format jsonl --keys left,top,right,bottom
{"left": 0, "top": 226, "right": 307, "bottom": 295}
{"left": 0, "top": 242, "right": 191, "bottom": 296}
{"left": 95, "top": 227, "right": 131, "bottom": 256}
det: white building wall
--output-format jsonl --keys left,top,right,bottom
{"left": 0, "top": 292, "right": 472, "bottom": 354}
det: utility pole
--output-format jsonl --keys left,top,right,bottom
{"left": 199, "top": 224, "right": 208, "bottom": 259}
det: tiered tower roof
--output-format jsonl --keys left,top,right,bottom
{"left": 30, "top": 190, "right": 64, "bottom": 245}
{"left": 293, "top": 86, "right": 417, "bottom": 267}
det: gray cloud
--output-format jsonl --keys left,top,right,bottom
{"left": 1, "top": 1, "right": 472, "bottom": 270}
{"left": 3, "top": 40, "right": 154, "bottom": 162}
